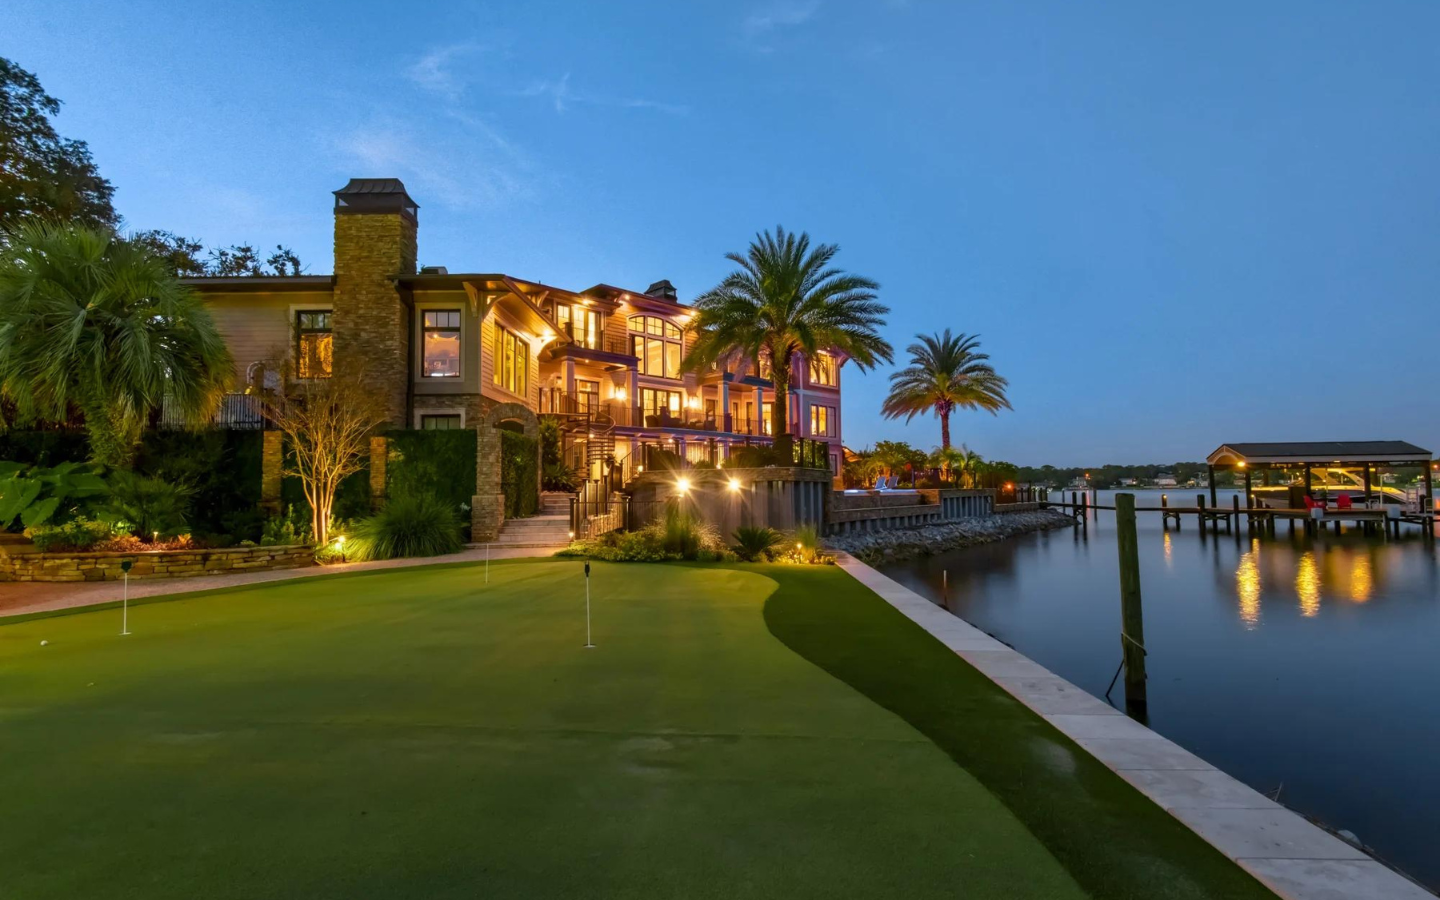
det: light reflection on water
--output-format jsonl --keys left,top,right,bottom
{"left": 880, "top": 489, "right": 1440, "bottom": 891}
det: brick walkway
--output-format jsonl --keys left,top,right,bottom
{"left": 0, "top": 545, "right": 562, "bottom": 619}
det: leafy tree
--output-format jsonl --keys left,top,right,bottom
{"left": 872, "top": 440, "right": 927, "bottom": 486}
{"left": 261, "top": 362, "right": 388, "bottom": 546}
{"left": 0, "top": 222, "right": 233, "bottom": 467}
{"left": 0, "top": 460, "right": 107, "bottom": 530}
{"left": 127, "top": 231, "right": 305, "bottom": 278}
{"left": 881, "top": 330, "right": 1010, "bottom": 450}
{"left": 683, "top": 226, "right": 891, "bottom": 459}
{"left": 0, "top": 57, "right": 117, "bottom": 230}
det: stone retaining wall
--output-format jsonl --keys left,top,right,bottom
{"left": 0, "top": 544, "right": 315, "bottom": 583}
{"left": 994, "top": 501, "right": 1041, "bottom": 514}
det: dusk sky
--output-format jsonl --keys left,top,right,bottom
{"left": 6, "top": 1, "right": 1438, "bottom": 466}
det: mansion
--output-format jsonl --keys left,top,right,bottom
{"left": 187, "top": 179, "right": 846, "bottom": 484}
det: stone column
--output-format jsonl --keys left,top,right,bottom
{"left": 260, "top": 431, "right": 283, "bottom": 514}
{"left": 369, "top": 436, "right": 387, "bottom": 510}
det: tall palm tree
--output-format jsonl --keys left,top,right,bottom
{"left": 0, "top": 222, "right": 232, "bottom": 467}
{"left": 682, "top": 226, "right": 891, "bottom": 459}
{"left": 881, "top": 330, "right": 1010, "bottom": 451}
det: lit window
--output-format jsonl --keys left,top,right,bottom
{"left": 761, "top": 401, "right": 773, "bottom": 435}
{"left": 296, "top": 310, "right": 333, "bottom": 379}
{"left": 420, "top": 414, "right": 462, "bottom": 430}
{"left": 422, "top": 310, "right": 461, "bottom": 378}
{"left": 556, "top": 303, "right": 600, "bottom": 349}
{"left": 576, "top": 378, "right": 600, "bottom": 413}
{"left": 491, "top": 324, "right": 529, "bottom": 398}
{"left": 640, "top": 388, "right": 683, "bottom": 421}
{"left": 809, "top": 354, "right": 837, "bottom": 386}
{"left": 628, "top": 315, "right": 682, "bottom": 378}
{"left": 810, "top": 404, "right": 834, "bottom": 437}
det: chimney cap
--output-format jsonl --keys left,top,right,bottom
{"left": 645, "top": 279, "right": 677, "bottom": 300}
{"left": 333, "top": 178, "right": 419, "bottom": 221}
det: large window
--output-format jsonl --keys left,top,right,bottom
{"left": 809, "top": 354, "right": 837, "bottom": 386}
{"left": 556, "top": 303, "right": 601, "bottom": 349}
{"left": 422, "top": 310, "right": 461, "bottom": 378}
{"left": 295, "top": 310, "right": 332, "bottom": 379}
{"left": 492, "top": 324, "right": 529, "bottom": 398}
{"left": 761, "top": 401, "right": 773, "bottom": 435}
{"left": 420, "top": 414, "right": 462, "bottom": 430}
{"left": 629, "top": 315, "right": 682, "bottom": 379}
{"left": 810, "top": 404, "right": 834, "bottom": 437}
{"left": 640, "top": 387, "right": 683, "bottom": 422}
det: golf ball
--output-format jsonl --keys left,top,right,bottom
{"left": 40, "top": 640, "right": 48, "bottom": 646}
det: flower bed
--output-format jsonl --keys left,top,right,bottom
{"left": 0, "top": 544, "right": 315, "bottom": 583}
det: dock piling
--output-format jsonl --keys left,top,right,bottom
{"left": 1115, "top": 493, "right": 1148, "bottom": 721}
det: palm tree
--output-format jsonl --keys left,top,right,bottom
{"left": 929, "top": 446, "right": 965, "bottom": 485}
{"left": 683, "top": 227, "right": 891, "bottom": 459}
{"left": 0, "top": 222, "right": 232, "bottom": 467}
{"left": 881, "top": 330, "right": 1010, "bottom": 451}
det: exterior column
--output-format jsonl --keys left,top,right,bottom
{"left": 755, "top": 387, "right": 765, "bottom": 437}
{"left": 564, "top": 358, "right": 576, "bottom": 398}
{"left": 260, "top": 430, "right": 283, "bottom": 514}
{"left": 720, "top": 381, "right": 731, "bottom": 432}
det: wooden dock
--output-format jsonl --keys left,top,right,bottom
{"left": 1044, "top": 493, "right": 1435, "bottom": 540}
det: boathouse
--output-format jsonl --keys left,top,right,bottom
{"left": 1205, "top": 441, "right": 1434, "bottom": 510}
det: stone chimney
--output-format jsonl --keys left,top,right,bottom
{"left": 331, "top": 178, "right": 419, "bottom": 426}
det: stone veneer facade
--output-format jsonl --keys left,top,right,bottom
{"left": 332, "top": 210, "right": 417, "bottom": 427}
{"left": 0, "top": 544, "right": 315, "bottom": 583}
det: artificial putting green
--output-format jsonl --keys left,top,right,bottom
{"left": 0, "top": 561, "right": 1270, "bottom": 899}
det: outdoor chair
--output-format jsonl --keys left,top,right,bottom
{"left": 1336, "top": 494, "right": 1353, "bottom": 510}
{"left": 874, "top": 475, "right": 889, "bottom": 491}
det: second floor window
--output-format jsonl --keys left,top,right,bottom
{"left": 809, "top": 354, "right": 837, "bottom": 386}
{"left": 640, "top": 387, "right": 683, "bottom": 420}
{"left": 492, "top": 324, "right": 529, "bottom": 398}
{"left": 295, "top": 310, "right": 332, "bottom": 379}
{"left": 810, "top": 404, "right": 834, "bottom": 437}
{"left": 422, "top": 310, "right": 461, "bottom": 378}
{"left": 556, "top": 303, "right": 600, "bottom": 349}
{"left": 629, "top": 315, "right": 682, "bottom": 379}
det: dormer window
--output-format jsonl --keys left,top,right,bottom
{"left": 628, "top": 315, "right": 682, "bottom": 379}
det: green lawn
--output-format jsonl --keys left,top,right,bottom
{"left": 0, "top": 561, "right": 1270, "bottom": 899}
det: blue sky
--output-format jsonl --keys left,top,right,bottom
{"left": 6, "top": 1, "right": 1439, "bottom": 465}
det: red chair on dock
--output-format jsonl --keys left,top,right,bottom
{"left": 1336, "top": 494, "right": 1353, "bottom": 510}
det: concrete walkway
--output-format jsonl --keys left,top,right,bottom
{"left": 0, "top": 544, "right": 564, "bottom": 619}
{"left": 833, "top": 553, "right": 1432, "bottom": 900}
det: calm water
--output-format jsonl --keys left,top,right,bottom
{"left": 881, "top": 490, "right": 1440, "bottom": 890}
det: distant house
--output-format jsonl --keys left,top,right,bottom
{"left": 1120, "top": 477, "right": 1138, "bottom": 487}
{"left": 1155, "top": 473, "right": 1178, "bottom": 487}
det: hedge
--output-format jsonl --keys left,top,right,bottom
{"left": 500, "top": 430, "right": 538, "bottom": 518}
{"left": 385, "top": 429, "right": 477, "bottom": 539}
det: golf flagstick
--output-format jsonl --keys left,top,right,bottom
{"left": 119, "top": 559, "right": 133, "bottom": 635}
{"left": 583, "top": 561, "right": 594, "bottom": 648}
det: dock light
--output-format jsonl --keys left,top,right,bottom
{"left": 676, "top": 477, "right": 692, "bottom": 493}
{"left": 727, "top": 477, "right": 742, "bottom": 492}
{"left": 1237, "top": 461, "right": 1247, "bottom": 469}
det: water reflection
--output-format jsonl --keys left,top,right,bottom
{"left": 1235, "top": 539, "right": 1261, "bottom": 628}
{"left": 1350, "top": 555, "right": 1373, "bottom": 603}
{"left": 1296, "top": 552, "right": 1321, "bottom": 617}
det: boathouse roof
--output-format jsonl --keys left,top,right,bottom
{"left": 1208, "top": 441, "right": 1432, "bottom": 466}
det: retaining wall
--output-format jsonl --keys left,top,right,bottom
{"left": 825, "top": 489, "right": 993, "bottom": 536}
{"left": 0, "top": 544, "right": 315, "bottom": 583}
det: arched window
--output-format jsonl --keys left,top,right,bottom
{"left": 628, "top": 315, "right": 682, "bottom": 379}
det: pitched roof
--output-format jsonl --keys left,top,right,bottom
{"left": 1208, "top": 441, "right": 1432, "bottom": 464}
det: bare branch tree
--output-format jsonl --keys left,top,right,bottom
{"left": 260, "top": 362, "right": 388, "bottom": 546}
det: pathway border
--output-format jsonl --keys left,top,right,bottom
{"left": 0, "top": 545, "right": 565, "bottom": 620}
{"left": 833, "top": 553, "right": 1431, "bottom": 900}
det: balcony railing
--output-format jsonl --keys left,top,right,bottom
{"left": 159, "top": 392, "right": 269, "bottom": 430}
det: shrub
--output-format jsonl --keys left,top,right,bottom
{"left": 261, "top": 505, "right": 311, "bottom": 546}
{"left": 728, "top": 445, "right": 780, "bottom": 469}
{"left": 345, "top": 492, "right": 463, "bottom": 561}
{"left": 644, "top": 448, "right": 685, "bottom": 472}
{"left": 543, "top": 461, "right": 581, "bottom": 492}
{"left": 386, "top": 428, "right": 476, "bottom": 539}
{"left": 790, "top": 523, "right": 822, "bottom": 563}
{"left": 0, "top": 460, "right": 107, "bottom": 531}
{"left": 732, "top": 525, "right": 782, "bottom": 562}
{"left": 652, "top": 505, "right": 721, "bottom": 559}
{"left": 28, "top": 516, "right": 116, "bottom": 552}
{"left": 101, "top": 471, "right": 191, "bottom": 541}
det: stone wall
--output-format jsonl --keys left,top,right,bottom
{"left": 627, "top": 468, "right": 833, "bottom": 536}
{"left": 825, "top": 489, "right": 994, "bottom": 536}
{"left": 332, "top": 212, "right": 417, "bottom": 427}
{"left": 0, "top": 544, "right": 315, "bottom": 583}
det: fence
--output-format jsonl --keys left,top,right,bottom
{"left": 160, "top": 392, "right": 268, "bottom": 430}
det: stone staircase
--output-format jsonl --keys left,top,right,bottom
{"left": 478, "top": 492, "right": 575, "bottom": 549}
